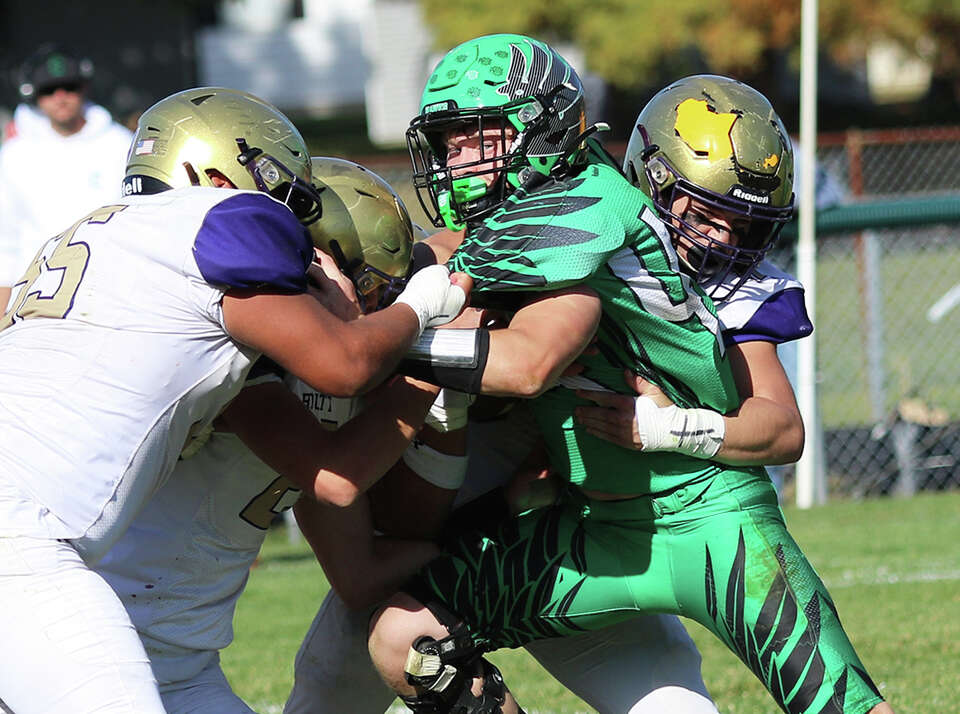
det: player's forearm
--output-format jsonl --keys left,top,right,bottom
{"left": 296, "top": 495, "right": 439, "bottom": 611}
{"left": 319, "top": 534, "right": 440, "bottom": 611}
{"left": 480, "top": 328, "right": 566, "bottom": 397}
{"left": 715, "top": 397, "right": 805, "bottom": 466}
{"left": 312, "top": 377, "right": 440, "bottom": 505}
{"left": 421, "top": 228, "right": 464, "bottom": 264}
{"left": 481, "top": 288, "right": 601, "bottom": 397}
{"left": 361, "top": 536, "right": 441, "bottom": 607}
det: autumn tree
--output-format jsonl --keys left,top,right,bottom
{"left": 418, "top": 0, "right": 960, "bottom": 110}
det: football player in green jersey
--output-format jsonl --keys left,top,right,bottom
{"left": 369, "top": 35, "right": 891, "bottom": 714}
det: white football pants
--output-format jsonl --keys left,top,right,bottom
{"left": 0, "top": 536, "right": 165, "bottom": 714}
{"left": 158, "top": 656, "right": 255, "bottom": 714}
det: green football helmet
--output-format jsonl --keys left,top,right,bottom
{"left": 624, "top": 75, "right": 794, "bottom": 300}
{"left": 308, "top": 157, "right": 414, "bottom": 311}
{"left": 407, "top": 33, "right": 587, "bottom": 231}
{"left": 123, "top": 87, "right": 321, "bottom": 226}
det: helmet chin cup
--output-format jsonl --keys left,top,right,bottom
{"left": 438, "top": 175, "right": 490, "bottom": 231}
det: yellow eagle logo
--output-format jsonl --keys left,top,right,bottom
{"left": 674, "top": 99, "right": 736, "bottom": 161}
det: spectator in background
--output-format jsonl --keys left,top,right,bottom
{"left": 0, "top": 44, "right": 132, "bottom": 308}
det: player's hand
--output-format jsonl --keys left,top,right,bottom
{"left": 307, "top": 249, "right": 361, "bottom": 321}
{"left": 623, "top": 371, "right": 673, "bottom": 407}
{"left": 394, "top": 265, "right": 472, "bottom": 334}
{"left": 505, "top": 465, "right": 560, "bottom": 515}
{"left": 574, "top": 371, "right": 675, "bottom": 450}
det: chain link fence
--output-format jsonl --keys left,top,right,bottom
{"left": 360, "top": 128, "right": 960, "bottom": 500}
{"left": 771, "top": 127, "right": 960, "bottom": 498}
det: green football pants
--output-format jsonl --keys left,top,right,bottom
{"left": 410, "top": 470, "right": 885, "bottom": 714}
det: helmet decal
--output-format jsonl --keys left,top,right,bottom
{"left": 674, "top": 99, "right": 737, "bottom": 162}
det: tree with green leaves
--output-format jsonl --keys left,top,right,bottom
{"left": 418, "top": 0, "right": 960, "bottom": 112}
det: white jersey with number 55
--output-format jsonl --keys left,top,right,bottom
{"left": 0, "top": 186, "right": 313, "bottom": 562}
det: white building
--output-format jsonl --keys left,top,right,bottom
{"left": 197, "top": 0, "right": 603, "bottom": 148}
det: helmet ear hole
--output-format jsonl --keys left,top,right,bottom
{"left": 204, "top": 169, "right": 234, "bottom": 189}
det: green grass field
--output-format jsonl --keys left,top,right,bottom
{"left": 221, "top": 490, "right": 959, "bottom": 713}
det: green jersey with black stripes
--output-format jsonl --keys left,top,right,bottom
{"left": 449, "top": 140, "right": 754, "bottom": 494}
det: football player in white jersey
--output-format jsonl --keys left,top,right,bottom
{"left": 0, "top": 88, "right": 468, "bottom": 714}
{"left": 94, "top": 157, "right": 451, "bottom": 714}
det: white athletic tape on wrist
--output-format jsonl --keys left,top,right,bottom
{"left": 394, "top": 264, "right": 466, "bottom": 335}
{"left": 424, "top": 388, "right": 475, "bottom": 433}
{"left": 402, "top": 440, "right": 468, "bottom": 490}
{"left": 633, "top": 396, "right": 725, "bottom": 459}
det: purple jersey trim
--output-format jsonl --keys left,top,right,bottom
{"left": 193, "top": 193, "right": 312, "bottom": 292}
{"left": 724, "top": 287, "right": 813, "bottom": 345}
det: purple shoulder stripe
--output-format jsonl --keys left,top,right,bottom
{"left": 193, "top": 193, "right": 312, "bottom": 292}
{"left": 723, "top": 287, "right": 813, "bottom": 345}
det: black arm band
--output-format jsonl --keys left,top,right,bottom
{"left": 398, "top": 328, "right": 490, "bottom": 394}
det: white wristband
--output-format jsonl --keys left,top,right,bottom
{"left": 402, "top": 440, "right": 468, "bottom": 490}
{"left": 424, "top": 388, "right": 475, "bottom": 433}
{"left": 633, "top": 397, "right": 726, "bottom": 459}
{"left": 393, "top": 264, "right": 466, "bottom": 335}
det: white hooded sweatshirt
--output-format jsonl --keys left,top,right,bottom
{"left": 0, "top": 102, "right": 132, "bottom": 285}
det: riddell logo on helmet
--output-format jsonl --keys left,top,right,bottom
{"left": 731, "top": 186, "right": 770, "bottom": 204}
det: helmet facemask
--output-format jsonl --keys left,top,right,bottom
{"left": 640, "top": 155, "right": 793, "bottom": 302}
{"left": 236, "top": 139, "right": 322, "bottom": 227}
{"left": 323, "top": 237, "right": 408, "bottom": 313}
{"left": 407, "top": 108, "right": 530, "bottom": 231}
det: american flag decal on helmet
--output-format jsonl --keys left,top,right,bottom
{"left": 134, "top": 139, "right": 155, "bottom": 156}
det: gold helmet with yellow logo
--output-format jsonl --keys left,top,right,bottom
{"left": 624, "top": 75, "right": 794, "bottom": 300}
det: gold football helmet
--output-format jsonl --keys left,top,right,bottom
{"left": 308, "top": 157, "right": 414, "bottom": 310}
{"left": 624, "top": 75, "right": 794, "bottom": 300}
{"left": 124, "top": 87, "right": 321, "bottom": 225}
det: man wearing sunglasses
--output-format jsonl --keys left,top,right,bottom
{"left": 0, "top": 44, "right": 132, "bottom": 309}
